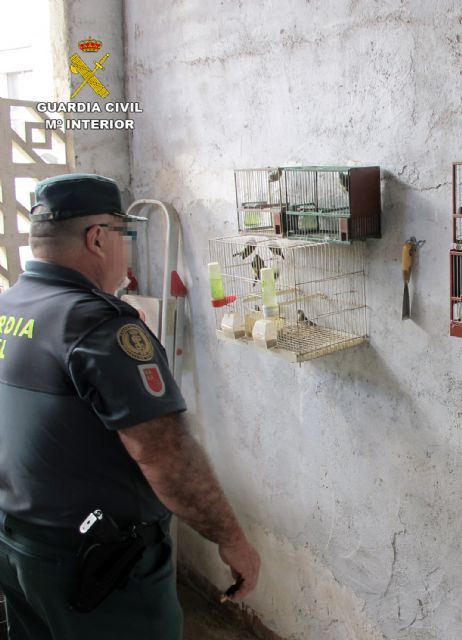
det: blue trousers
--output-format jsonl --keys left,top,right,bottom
{"left": 0, "top": 513, "right": 183, "bottom": 640}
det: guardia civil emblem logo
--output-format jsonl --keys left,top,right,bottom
{"left": 117, "top": 324, "right": 154, "bottom": 362}
{"left": 70, "top": 37, "right": 110, "bottom": 99}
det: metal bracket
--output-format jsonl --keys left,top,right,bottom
{"left": 406, "top": 236, "right": 426, "bottom": 254}
{"left": 79, "top": 509, "right": 103, "bottom": 534}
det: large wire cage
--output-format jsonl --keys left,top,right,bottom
{"left": 235, "top": 166, "right": 381, "bottom": 243}
{"left": 209, "top": 235, "right": 367, "bottom": 362}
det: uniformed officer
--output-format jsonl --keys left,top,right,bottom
{"left": 0, "top": 174, "right": 260, "bottom": 640}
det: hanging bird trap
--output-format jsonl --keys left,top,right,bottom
{"left": 284, "top": 166, "right": 381, "bottom": 243}
{"left": 234, "top": 166, "right": 381, "bottom": 243}
{"left": 208, "top": 235, "right": 367, "bottom": 362}
{"left": 235, "top": 168, "right": 286, "bottom": 236}
{"left": 450, "top": 162, "right": 462, "bottom": 336}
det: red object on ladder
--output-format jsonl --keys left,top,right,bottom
{"left": 171, "top": 271, "right": 187, "bottom": 298}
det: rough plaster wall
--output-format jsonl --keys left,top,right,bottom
{"left": 53, "top": 0, "right": 131, "bottom": 196}
{"left": 125, "top": 2, "right": 462, "bottom": 639}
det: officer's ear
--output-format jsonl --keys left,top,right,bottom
{"left": 85, "top": 225, "right": 106, "bottom": 257}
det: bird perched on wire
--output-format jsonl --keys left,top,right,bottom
{"left": 268, "top": 245, "right": 285, "bottom": 260}
{"left": 339, "top": 172, "right": 350, "bottom": 193}
{"left": 233, "top": 242, "right": 256, "bottom": 260}
{"left": 268, "top": 169, "right": 281, "bottom": 183}
{"left": 251, "top": 254, "right": 265, "bottom": 287}
{"left": 297, "top": 309, "right": 317, "bottom": 327}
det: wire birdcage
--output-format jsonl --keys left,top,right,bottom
{"left": 209, "top": 234, "right": 367, "bottom": 362}
{"left": 450, "top": 162, "right": 462, "bottom": 337}
{"left": 452, "top": 162, "right": 462, "bottom": 242}
{"left": 234, "top": 166, "right": 381, "bottom": 243}
{"left": 284, "top": 166, "right": 381, "bottom": 243}
{"left": 235, "top": 168, "right": 285, "bottom": 235}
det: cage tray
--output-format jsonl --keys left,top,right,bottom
{"left": 216, "top": 324, "right": 366, "bottom": 363}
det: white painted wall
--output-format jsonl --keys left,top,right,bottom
{"left": 105, "top": 1, "right": 461, "bottom": 638}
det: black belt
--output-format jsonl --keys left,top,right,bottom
{"left": 0, "top": 511, "right": 165, "bottom": 552}
{"left": 126, "top": 521, "right": 165, "bottom": 545}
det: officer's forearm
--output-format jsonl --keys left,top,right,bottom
{"left": 118, "top": 414, "right": 246, "bottom": 546}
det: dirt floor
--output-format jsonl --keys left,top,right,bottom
{"left": 0, "top": 584, "right": 261, "bottom": 639}
{"left": 178, "top": 582, "right": 261, "bottom": 640}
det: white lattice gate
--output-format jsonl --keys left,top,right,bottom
{"left": 0, "top": 98, "right": 73, "bottom": 288}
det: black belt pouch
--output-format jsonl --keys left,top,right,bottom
{"left": 69, "top": 536, "right": 146, "bottom": 612}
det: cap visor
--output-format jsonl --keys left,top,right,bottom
{"left": 112, "top": 211, "right": 148, "bottom": 221}
{"left": 126, "top": 214, "right": 148, "bottom": 221}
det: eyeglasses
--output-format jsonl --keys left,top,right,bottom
{"left": 85, "top": 223, "right": 136, "bottom": 237}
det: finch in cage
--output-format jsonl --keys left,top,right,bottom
{"left": 339, "top": 172, "right": 350, "bottom": 193}
{"left": 233, "top": 242, "right": 256, "bottom": 260}
{"left": 251, "top": 254, "right": 265, "bottom": 287}
{"left": 268, "top": 169, "right": 281, "bottom": 182}
{"left": 297, "top": 309, "right": 317, "bottom": 327}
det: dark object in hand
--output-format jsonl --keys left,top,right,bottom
{"left": 220, "top": 579, "right": 244, "bottom": 603}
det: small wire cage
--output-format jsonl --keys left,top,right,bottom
{"left": 235, "top": 168, "right": 286, "bottom": 235}
{"left": 284, "top": 166, "right": 381, "bottom": 243}
{"left": 209, "top": 234, "right": 367, "bottom": 362}
{"left": 452, "top": 162, "right": 462, "bottom": 242}
{"left": 450, "top": 163, "right": 462, "bottom": 337}
{"left": 234, "top": 166, "right": 381, "bottom": 242}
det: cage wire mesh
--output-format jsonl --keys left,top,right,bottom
{"left": 453, "top": 163, "right": 462, "bottom": 242}
{"left": 235, "top": 168, "right": 285, "bottom": 235}
{"left": 451, "top": 163, "right": 462, "bottom": 335}
{"left": 451, "top": 252, "right": 462, "bottom": 322}
{"left": 209, "top": 234, "right": 367, "bottom": 362}
{"left": 0, "top": 589, "right": 6, "bottom": 640}
{"left": 284, "top": 167, "right": 351, "bottom": 242}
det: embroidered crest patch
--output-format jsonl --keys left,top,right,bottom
{"left": 117, "top": 324, "right": 154, "bottom": 362}
{"left": 138, "top": 364, "right": 165, "bottom": 397}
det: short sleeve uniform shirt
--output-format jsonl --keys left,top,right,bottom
{"left": 0, "top": 261, "right": 186, "bottom": 527}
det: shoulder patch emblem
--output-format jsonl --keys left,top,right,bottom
{"left": 138, "top": 364, "right": 166, "bottom": 397}
{"left": 117, "top": 324, "right": 154, "bottom": 361}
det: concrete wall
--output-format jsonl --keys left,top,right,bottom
{"left": 52, "top": 0, "right": 131, "bottom": 199}
{"left": 124, "top": 2, "right": 461, "bottom": 639}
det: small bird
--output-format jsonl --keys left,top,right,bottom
{"left": 268, "top": 245, "right": 285, "bottom": 260}
{"left": 268, "top": 169, "right": 281, "bottom": 183}
{"left": 339, "top": 172, "right": 350, "bottom": 193}
{"left": 297, "top": 309, "right": 317, "bottom": 327}
{"left": 233, "top": 242, "right": 256, "bottom": 260}
{"left": 251, "top": 254, "right": 265, "bottom": 287}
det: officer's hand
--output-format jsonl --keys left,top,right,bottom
{"left": 218, "top": 537, "right": 261, "bottom": 600}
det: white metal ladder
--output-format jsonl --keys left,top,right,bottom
{"left": 125, "top": 199, "right": 187, "bottom": 386}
